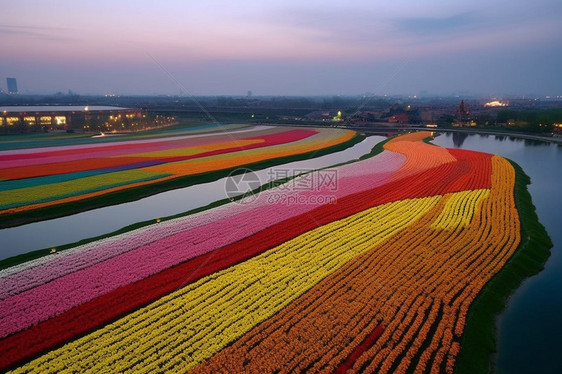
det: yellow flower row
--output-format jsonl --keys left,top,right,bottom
{"left": 190, "top": 156, "right": 520, "bottom": 374}
{"left": 143, "top": 128, "right": 355, "bottom": 176}
{"left": 354, "top": 156, "right": 520, "bottom": 374}
{"left": 123, "top": 138, "right": 263, "bottom": 158}
{"left": 0, "top": 169, "right": 167, "bottom": 206}
{"left": 0, "top": 127, "right": 355, "bottom": 214}
{"left": 431, "top": 189, "right": 490, "bottom": 230}
{"left": 12, "top": 195, "right": 441, "bottom": 373}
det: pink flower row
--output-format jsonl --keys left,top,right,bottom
{"left": 0, "top": 150, "right": 406, "bottom": 338}
{"left": 0, "top": 149, "right": 406, "bottom": 298}
{"left": 0, "top": 149, "right": 405, "bottom": 294}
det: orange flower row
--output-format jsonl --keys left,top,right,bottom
{"left": 0, "top": 128, "right": 355, "bottom": 215}
{"left": 191, "top": 156, "right": 519, "bottom": 374}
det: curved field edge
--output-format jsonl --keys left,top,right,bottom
{"left": 0, "top": 132, "right": 366, "bottom": 269}
{"left": 454, "top": 159, "right": 552, "bottom": 374}
{"left": 0, "top": 131, "right": 364, "bottom": 229}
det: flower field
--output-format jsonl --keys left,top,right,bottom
{"left": 0, "top": 130, "right": 525, "bottom": 373}
{"left": 0, "top": 125, "right": 357, "bottom": 223}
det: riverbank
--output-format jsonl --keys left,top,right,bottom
{"left": 0, "top": 130, "right": 364, "bottom": 227}
{"left": 361, "top": 126, "right": 562, "bottom": 145}
{"left": 269, "top": 122, "right": 562, "bottom": 144}
{"left": 453, "top": 159, "right": 552, "bottom": 373}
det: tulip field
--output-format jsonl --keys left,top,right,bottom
{"left": 0, "top": 129, "right": 538, "bottom": 373}
{"left": 0, "top": 125, "right": 358, "bottom": 226}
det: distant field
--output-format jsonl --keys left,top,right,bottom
{"left": 0, "top": 124, "right": 359, "bottom": 226}
{"left": 0, "top": 130, "right": 543, "bottom": 373}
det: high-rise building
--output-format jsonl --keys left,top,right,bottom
{"left": 6, "top": 78, "right": 18, "bottom": 94}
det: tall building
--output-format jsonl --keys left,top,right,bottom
{"left": 457, "top": 100, "right": 469, "bottom": 117}
{"left": 6, "top": 78, "right": 18, "bottom": 94}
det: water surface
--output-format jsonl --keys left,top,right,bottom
{"left": 0, "top": 135, "right": 384, "bottom": 259}
{"left": 433, "top": 132, "right": 562, "bottom": 374}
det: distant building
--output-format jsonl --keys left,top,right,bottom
{"left": 6, "top": 78, "right": 18, "bottom": 94}
{"left": 304, "top": 110, "right": 335, "bottom": 121}
{"left": 349, "top": 111, "right": 380, "bottom": 123}
{"left": 456, "top": 100, "right": 470, "bottom": 117}
{"left": 484, "top": 100, "right": 508, "bottom": 108}
{"left": 0, "top": 105, "right": 175, "bottom": 133}
{"left": 453, "top": 100, "right": 474, "bottom": 127}
{"left": 388, "top": 113, "right": 410, "bottom": 124}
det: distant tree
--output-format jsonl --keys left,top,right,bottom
{"left": 474, "top": 114, "right": 493, "bottom": 127}
{"left": 437, "top": 114, "right": 454, "bottom": 127}
{"left": 497, "top": 109, "right": 561, "bottom": 133}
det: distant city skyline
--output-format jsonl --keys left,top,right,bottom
{"left": 1, "top": 0, "right": 561, "bottom": 96}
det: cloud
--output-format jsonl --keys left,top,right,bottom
{"left": 394, "top": 12, "right": 479, "bottom": 35}
{"left": 0, "top": 24, "right": 76, "bottom": 42}
{"left": 242, "top": 5, "right": 393, "bottom": 53}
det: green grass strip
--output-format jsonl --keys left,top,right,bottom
{"left": 0, "top": 132, "right": 364, "bottom": 229}
{"left": 0, "top": 132, "right": 366, "bottom": 269}
{"left": 454, "top": 160, "right": 553, "bottom": 374}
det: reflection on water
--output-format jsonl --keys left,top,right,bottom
{"left": 524, "top": 138, "right": 549, "bottom": 147}
{"left": 0, "top": 136, "right": 385, "bottom": 259}
{"left": 433, "top": 132, "right": 562, "bottom": 374}
{"left": 452, "top": 132, "right": 469, "bottom": 148}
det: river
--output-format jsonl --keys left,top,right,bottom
{"left": 1, "top": 131, "right": 560, "bottom": 372}
{"left": 432, "top": 132, "right": 562, "bottom": 374}
{"left": 0, "top": 135, "right": 385, "bottom": 259}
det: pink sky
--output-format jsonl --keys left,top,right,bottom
{"left": 1, "top": 0, "right": 561, "bottom": 95}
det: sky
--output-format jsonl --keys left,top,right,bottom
{"left": 1, "top": 0, "right": 561, "bottom": 96}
